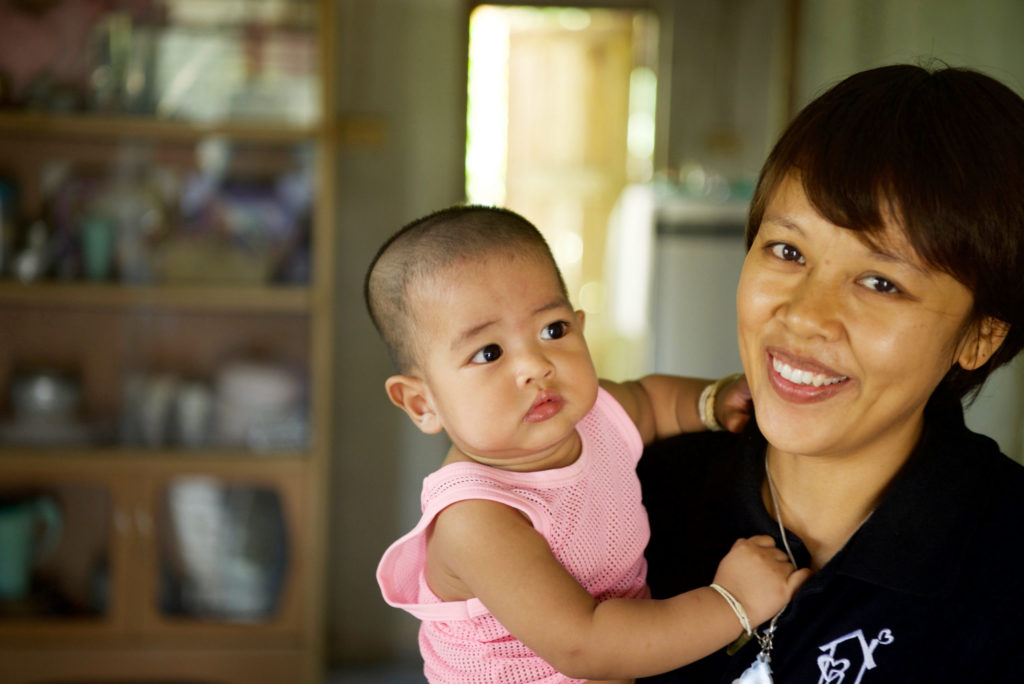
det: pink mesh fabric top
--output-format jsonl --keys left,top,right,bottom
{"left": 377, "top": 388, "right": 650, "bottom": 683}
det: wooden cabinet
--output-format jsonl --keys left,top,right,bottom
{"left": 0, "top": 2, "right": 334, "bottom": 682}
{"left": 0, "top": 456, "right": 317, "bottom": 682}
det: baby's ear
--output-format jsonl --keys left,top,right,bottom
{"left": 957, "top": 316, "right": 1010, "bottom": 371}
{"left": 385, "top": 375, "right": 443, "bottom": 434}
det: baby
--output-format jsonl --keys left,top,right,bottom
{"left": 366, "top": 205, "right": 808, "bottom": 683}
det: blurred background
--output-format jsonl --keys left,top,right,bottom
{"left": 0, "top": 1, "right": 1021, "bottom": 682}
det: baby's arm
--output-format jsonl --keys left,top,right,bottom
{"left": 429, "top": 499, "right": 807, "bottom": 680}
{"left": 601, "top": 373, "right": 750, "bottom": 444}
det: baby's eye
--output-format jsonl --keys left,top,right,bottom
{"left": 541, "top": 321, "right": 570, "bottom": 340}
{"left": 768, "top": 242, "right": 805, "bottom": 264}
{"left": 470, "top": 344, "right": 503, "bottom": 364}
{"left": 859, "top": 275, "right": 901, "bottom": 294}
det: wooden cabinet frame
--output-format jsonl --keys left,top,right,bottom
{"left": 0, "top": 1, "right": 335, "bottom": 681}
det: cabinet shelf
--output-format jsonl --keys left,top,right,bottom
{"left": 0, "top": 282, "right": 312, "bottom": 313}
{"left": 0, "top": 110, "right": 323, "bottom": 143}
{"left": 0, "top": 449, "right": 309, "bottom": 470}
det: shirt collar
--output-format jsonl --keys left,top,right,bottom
{"left": 736, "top": 397, "right": 1000, "bottom": 597}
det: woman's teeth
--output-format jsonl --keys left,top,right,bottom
{"left": 773, "top": 357, "right": 847, "bottom": 387}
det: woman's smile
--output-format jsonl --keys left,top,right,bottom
{"left": 766, "top": 349, "right": 850, "bottom": 404}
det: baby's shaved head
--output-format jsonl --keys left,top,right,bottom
{"left": 365, "top": 205, "right": 567, "bottom": 372}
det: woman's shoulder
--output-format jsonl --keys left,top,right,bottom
{"left": 640, "top": 427, "right": 748, "bottom": 460}
{"left": 969, "top": 447, "right": 1024, "bottom": 525}
{"left": 927, "top": 419, "right": 1024, "bottom": 569}
{"left": 936, "top": 412, "right": 1024, "bottom": 496}
{"left": 638, "top": 427, "right": 753, "bottom": 487}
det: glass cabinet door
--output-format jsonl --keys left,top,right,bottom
{"left": 145, "top": 464, "right": 307, "bottom": 637}
{"left": 0, "top": 482, "right": 112, "bottom": 622}
{"left": 158, "top": 476, "right": 289, "bottom": 622}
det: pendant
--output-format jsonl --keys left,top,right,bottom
{"left": 733, "top": 652, "right": 773, "bottom": 684}
{"left": 726, "top": 631, "right": 753, "bottom": 656}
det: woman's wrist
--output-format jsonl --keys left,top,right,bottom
{"left": 698, "top": 373, "right": 743, "bottom": 431}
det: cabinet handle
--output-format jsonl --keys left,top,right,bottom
{"left": 114, "top": 508, "right": 131, "bottom": 536}
{"left": 134, "top": 508, "right": 153, "bottom": 537}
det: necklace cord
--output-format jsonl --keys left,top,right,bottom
{"left": 740, "top": 454, "right": 875, "bottom": 672}
{"left": 741, "top": 456, "right": 797, "bottom": 661}
{"left": 765, "top": 459, "right": 799, "bottom": 569}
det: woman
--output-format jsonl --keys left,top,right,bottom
{"left": 638, "top": 63, "right": 1024, "bottom": 683}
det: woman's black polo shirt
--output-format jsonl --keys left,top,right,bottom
{"left": 637, "top": 400, "right": 1024, "bottom": 683}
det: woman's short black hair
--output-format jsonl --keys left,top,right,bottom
{"left": 747, "top": 63, "right": 1024, "bottom": 401}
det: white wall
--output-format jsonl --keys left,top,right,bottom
{"left": 662, "top": 0, "right": 789, "bottom": 181}
{"left": 794, "top": 0, "right": 1024, "bottom": 462}
{"left": 796, "top": 0, "right": 1024, "bottom": 106}
{"left": 329, "top": 0, "right": 467, "bottom": 664}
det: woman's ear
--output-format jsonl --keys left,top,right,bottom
{"left": 384, "top": 375, "right": 443, "bottom": 434}
{"left": 957, "top": 316, "right": 1011, "bottom": 371}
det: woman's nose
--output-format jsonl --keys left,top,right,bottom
{"left": 780, "top": 273, "right": 843, "bottom": 341}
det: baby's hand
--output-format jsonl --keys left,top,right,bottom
{"left": 715, "top": 374, "right": 752, "bottom": 433}
{"left": 711, "top": 535, "right": 811, "bottom": 627}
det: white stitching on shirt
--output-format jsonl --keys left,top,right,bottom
{"left": 816, "top": 628, "right": 895, "bottom": 684}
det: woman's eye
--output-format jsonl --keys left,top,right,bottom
{"left": 768, "top": 242, "right": 805, "bottom": 264}
{"left": 859, "top": 275, "right": 901, "bottom": 294}
{"left": 541, "top": 321, "right": 569, "bottom": 340}
{"left": 470, "top": 344, "right": 503, "bottom": 364}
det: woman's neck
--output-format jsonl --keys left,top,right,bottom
{"left": 762, "top": 446, "right": 909, "bottom": 570}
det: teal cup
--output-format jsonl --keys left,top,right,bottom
{"left": 81, "top": 215, "right": 116, "bottom": 281}
{"left": 0, "top": 497, "right": 63, "bottom": 600}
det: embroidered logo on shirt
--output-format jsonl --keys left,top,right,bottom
{"left": 815, "top": 628, "right": 894, "bottom": 684}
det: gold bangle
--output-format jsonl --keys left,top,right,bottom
{"left": 698, "top": 372, "right": 744, "bottom": 432}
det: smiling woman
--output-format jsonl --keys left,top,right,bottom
{"left": 639, "top": 63, "right": 1024, "bottom": 683}
{"left": 738, "top": 174, "right": 998, "bottom": 470}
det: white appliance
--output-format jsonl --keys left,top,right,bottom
{"left": 650, "top": 194, "right": 749, "bottom": 379}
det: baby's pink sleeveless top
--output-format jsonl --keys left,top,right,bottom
{"left": 377, "top": 388, "right": 649, "bottom": 683}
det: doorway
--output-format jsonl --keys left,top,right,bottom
{"left": 466, "top": 5, "right": 659, "bottom": 376}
